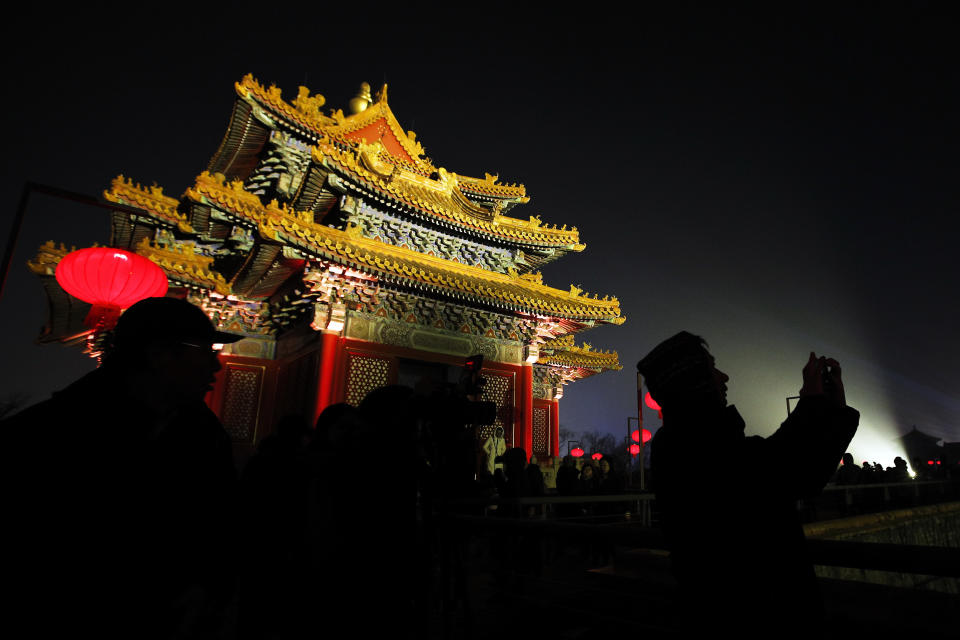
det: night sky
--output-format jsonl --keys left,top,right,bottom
{"left": 2, "top": 5, "right": 957, "bottom": 465}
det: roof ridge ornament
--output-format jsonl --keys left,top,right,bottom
{"left": 293, "top": 85, "right": 326, "bottom": 115}
{"left": 349, "top": 82, "right": 373, "bottom": 115}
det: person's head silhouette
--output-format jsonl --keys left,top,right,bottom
{"left": 103, "top": 296, "right": 242, "bottom": 411}
{"left": 637, "top": 331, "right": 729, "bottom": 413}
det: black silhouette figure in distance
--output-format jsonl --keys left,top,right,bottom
{"left": 555, "top": 455, "right": 581, "bottom": 519}
{"left": 835, "top": 452, "right": 861, "bottom": 485}
{"left": 637, "top": 331, "right": 859, "bottom": 636}
{"left": 3, "top": 297, "right": 243, "bottom": 639}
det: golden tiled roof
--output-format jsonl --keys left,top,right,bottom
{"left": 27, "top": 239, "right": 231, "bottom": 296}
{"left": 316, "top": 143, "right": 583, "bottom": 249}
{"left": 104, "top": 176, "right": 194, "bottom": 233}
{"left": 27, "top": 241, "right": 74, "bottom": 275}
{"left": 539, "top": 335, "right": 622, "bottom": 370}
{"left": 236, "top": 75, "right": 338, "bottom": 139}
{"left": 133, "top": 237, "right": 231, "bottom": 294}
{"left": 458, "top": 172, "right": 529, "bottom": 199}
{"left": 235, "top": 75, "right": 567, "bottom": 245}
{"left": 185, "top": 172, "right": 623, "bottom": 324}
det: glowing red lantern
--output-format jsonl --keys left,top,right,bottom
{"left": 629, "top": 443, "right": 640, "bottom": 456}
{"left": 644, "top": 391, "right": 661, "bottom": 412}
{"left": 631, "top": 428, "right": 653, "bottom": 444}
{"left": 591, "top": 452, "right": 603, "bottom": 461}
{"left": 571, "top": 447, "right": 584, "bottom": 458}
{"left": 56, "top": 247, "right": 168, "bottom": 328}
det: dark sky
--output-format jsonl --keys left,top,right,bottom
{"left": 2, "top": 5, "right": 957, "bottom": 463}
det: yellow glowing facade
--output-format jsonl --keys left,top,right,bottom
{"left": 32, "top": 76, "right": 623, "bottom": 458}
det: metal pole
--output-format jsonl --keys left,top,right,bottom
{"left": 0, "top": 184, "right": 32, "bottom": 301}
{"left": 1, "top": 181, "right": 151, "bottom": 303}
{"left": 638, "top": 372, "right": 645, "bottom": 492}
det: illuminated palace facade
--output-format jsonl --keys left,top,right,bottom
{"left": 30, "top": 75, "right": 623, "bottom": 458}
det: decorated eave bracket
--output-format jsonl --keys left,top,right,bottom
{"left": 99, "top": 172, "right": 623, "bottom": 342}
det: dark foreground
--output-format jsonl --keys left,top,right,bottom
{"left": 436, "top": 535, "right": 957, "bottom": 638}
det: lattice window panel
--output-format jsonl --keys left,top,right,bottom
{"left": 479, "top": 372, "right": 514, "bottom": 447}
{"left": 345, "top": 354, "right": 391, "bottom": 406}
{"left": 532, "top": 406, "right": 549, "bottom": 458}
{"left": 221, "top": 365, "right": 263, "bottom": 444}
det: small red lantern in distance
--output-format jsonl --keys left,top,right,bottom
{"left": 56, "top": 247, "right": 168, "bottom": 328}
{"left": 591, "top": 452, "right": 603, "bottom": 461}
{"left": 571, "top": 447, "right": 584, "bottom": 458}
{"left": 629, "top": 443, "right": 641, "bottom": 456}
{"left": 631, "top": 428, "right": 653, "bottom": 444}
{"left": 645, "top": 391, "right": 661, "bottom": 412}
{"left": 645, "top": 391, "right": 663, "bottom": 419}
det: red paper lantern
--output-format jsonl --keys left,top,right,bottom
{"left": 571, "top": 447, "right": 584, "bottom": 458}
{"left": 56, "top": 247, "right": 168, "bottom": 327}
{"left": 631, "top": 428, "right": 653, "bottom": 444}
{"left": 591, "top": 452, "right": 603, "bottom": 461}
{"left": 645, "top": 391, "right": 661, "bottom": 412}
{"left": 629, "top": 443, "right": 641, "bottom": 455}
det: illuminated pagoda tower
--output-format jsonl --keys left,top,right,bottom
{"left": 29, "top": 75, "right": 624, "bottom": 459}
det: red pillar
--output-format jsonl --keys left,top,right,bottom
{"left": 519, "top": 363, "right": 533, "bottom": 459}
{"left": 313, "top": 330, "right": 340, "bottom": 426}
{"left": 551, "top": 399, "right": 560, "bottom": 459}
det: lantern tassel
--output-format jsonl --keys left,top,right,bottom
{"left": 84, "top": 304, "right": 122, "bottom": 331}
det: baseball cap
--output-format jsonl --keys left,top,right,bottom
{"left": 112, "top": 297, "right": 243, "bottom": 350}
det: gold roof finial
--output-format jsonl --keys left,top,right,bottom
{"left": 349, "top": 82, "right": 373, "bottom": 114}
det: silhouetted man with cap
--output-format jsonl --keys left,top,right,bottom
{"left": 637, "top": 331, "right": 859, "bottom": 636}
{"left": 3, "top": 297, "right": 243, "bottom": 638}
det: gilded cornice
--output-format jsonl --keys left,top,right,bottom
{"left": 538, "top": 335, "right": 622, "bottom": 370}
{"left": 27, "top": 238, "right": 230, "bottom": 296}
{"left": 237, "top": 75, "right": 532, "bottom": 205}
{"left": 236, "top": 74, "right": 338, "bottom": 137}
{"left": 457, "top": 172, "right": 529, "bottom": 200}
{"left": 27, "top": 241, "right": 74, "bottom": 275}
{"left": 104, "top": 176, "right": 194, "bottom": 233}
{"left": 133, "top": 237, "right": 231, "bottom": 294}
{"left": 184, "top": 172, "right": 622, "bottom": 323}
{"left": 315, "top": 143, "right": 584, "bottom": 250}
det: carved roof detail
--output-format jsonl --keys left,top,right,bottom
{"left": 133, "top": 237, "right": 232, "bottom": 294}
{"left": 538, "top": 334, "right": 622, "bottom": 370}
{"left": 27, "top": 238, "right": 231, "bottom": 296}
{"left": 232, "top": 75, "right": 579, "bottom": 246}
{"left": 27, "top": 241, "right": 75, "bottom": 275}
{"left": 104, "top": 176, "right": 194, "bottom": 233}
{"left": 316, "top": 143, "right": 583, "bottom": 249}
{"left": 184, "top": 172, "right": 622, "bottom": 323}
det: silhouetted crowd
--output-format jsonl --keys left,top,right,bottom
{"left": 4, "top": 300, "right": 955, "bottom": 638}
{"left": 236, "top": 388, "right": 427, "bottom": 639}
{"left": 831, "top": 452, "right": 954, "bottom": 485}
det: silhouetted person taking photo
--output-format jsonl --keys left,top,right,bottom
{"left": 3, "top": 297, "right": 242, "bottom": 639}
{"left": 637, "top": 331, "right": 859, "bottom": 636}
